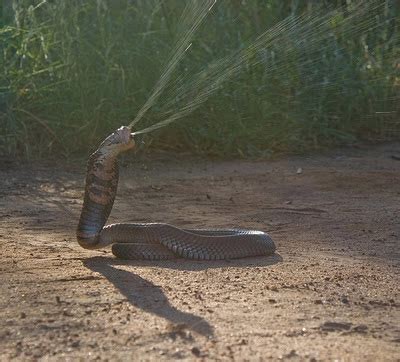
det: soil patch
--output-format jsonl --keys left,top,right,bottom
{"left": 1, "top": 144, "right": 399, "bottom": 360}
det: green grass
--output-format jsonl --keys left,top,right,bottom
{"left": 1, "top": 0, "right": 399, "bottom": 159}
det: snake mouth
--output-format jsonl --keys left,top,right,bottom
{"left": 98, "top": 126, "right": 135, "bottom": 154}
{"left": 116, "top": 126, "right": 135, "bottom": 148}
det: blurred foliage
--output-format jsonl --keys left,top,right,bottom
{"left": 0, "top": 0, "right": 399, "bottom": 158}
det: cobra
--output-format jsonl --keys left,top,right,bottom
{"left": 76, "top": 126, "right": 276, "bottom": 260}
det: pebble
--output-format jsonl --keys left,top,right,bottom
{"left": 341, "top": 297, "right": 350, "bottom": 304}
{"left": 191, "top": 347, "right": 201, "bottom": 357}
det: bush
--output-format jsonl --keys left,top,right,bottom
{"left": 1, "top": 0, "right": 399, "bottom": 158}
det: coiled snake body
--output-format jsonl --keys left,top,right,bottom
{"left": 77, "top": 127, "right": 276, "bottom": 260}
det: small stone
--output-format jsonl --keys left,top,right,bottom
{"left": 191, "top": 347, "right": 201, "bottom": 357}
{"left": 341, "top": 297, "right": 350, "bottom": 304}
{"left": 62, "top": 310, "right": 73, "bottom": 317}
{"left": 20, "top": 312, "right": 26, "bottom": 319}
{"left": 286, "top": 350, "right": 297, "bottom": 358}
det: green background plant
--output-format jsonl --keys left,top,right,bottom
{"left": 1, "top": 0, "right": 399, "bottom": 159}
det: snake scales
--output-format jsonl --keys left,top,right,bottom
{"left": 76, "top": 127, "right": 276, "bottom": 260}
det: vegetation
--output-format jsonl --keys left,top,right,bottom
{"left": 1, "top": 0, "right": 399, "bottom": 159}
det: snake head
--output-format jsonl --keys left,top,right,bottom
{"left": 98, "top": 126, "right": 135, "bottom": 156}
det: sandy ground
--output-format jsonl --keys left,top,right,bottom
{"left": 0, "top": 144, "right": 399, "bottom": 361}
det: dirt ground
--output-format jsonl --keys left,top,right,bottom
{"left": 1, "top": 143, "right": 399, "bottom": 361}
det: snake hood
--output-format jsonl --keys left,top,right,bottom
{"left": 76, "top": 126, "right": 134, "bottom": 249}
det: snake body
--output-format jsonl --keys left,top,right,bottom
{"left": 76, "top": 127, "right": 276, "bottom": 260}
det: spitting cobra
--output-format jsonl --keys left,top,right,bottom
{"left": 76, "top": 126, "right": 276, "bottom": 260}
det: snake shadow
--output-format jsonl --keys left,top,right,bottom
{"left": 83, "top": 254, "right": 282, "bottom": 338}
{"left": 84, "top": 256, "right": 215, "bottom": 337}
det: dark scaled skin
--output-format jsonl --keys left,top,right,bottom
{"left": 77, "top": 126, "right": 276, "bottom": 260}
{"left": 76, "top": 126, "right": 134, "bottom": 249}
